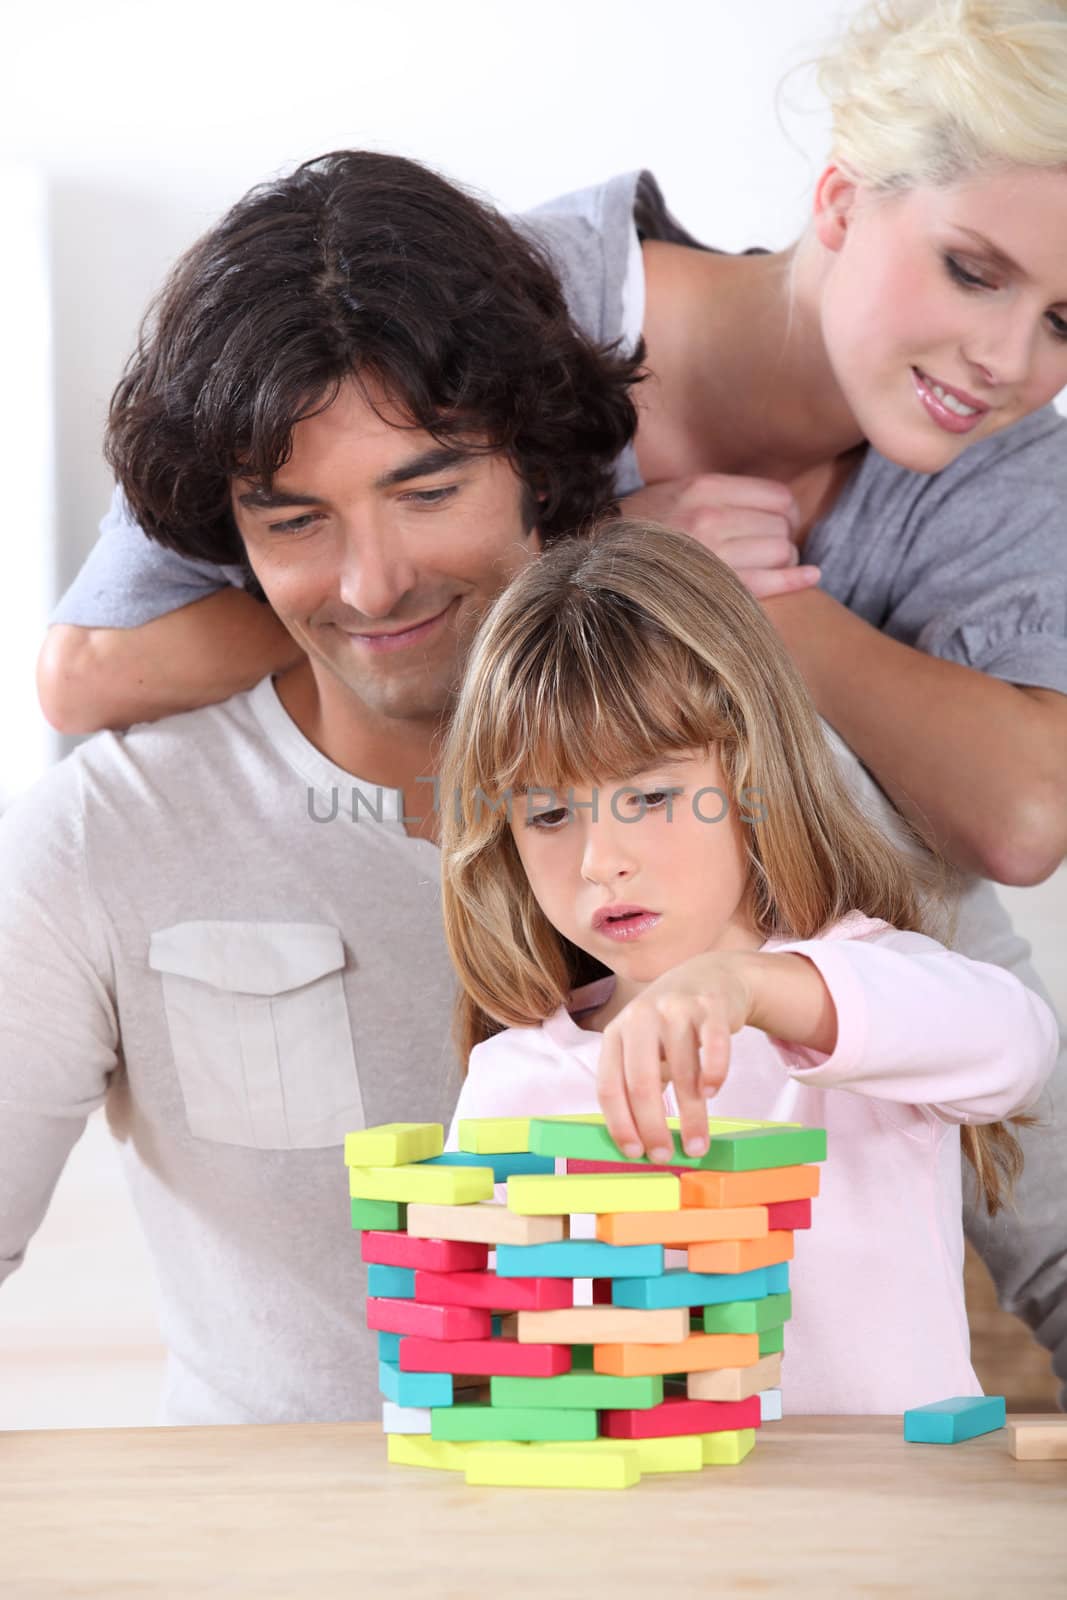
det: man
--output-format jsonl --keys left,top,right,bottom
{"left": 0, "top": 151, "right": 638, "bottom": 1424}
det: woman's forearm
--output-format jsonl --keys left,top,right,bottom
{"left": 37, "top": 588, "right": 305, "bottom": 735}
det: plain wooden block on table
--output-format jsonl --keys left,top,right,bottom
{"left": 406, "top": 1202, "right": 567, "bottom": 1246}
{"left": 507, "top": 1172, "right": 681, "bottom": 1215}
{"left": 458, "top": 1117, "right": 532, "bottom": 1153}
{"left": 399, "top": 1335, "right": 572, "bottom": 1378}
{"left": 596, "top": 1205, "right": 769, "bottom": 1245}
{"left": 702, "top": 1427, "right": 756, "bottom": 1465}
{"left": 344, "top": 1123, "right": 444, "bottom": 1167}
{"left": 513, "top": 1306, "right": 690, "bottom": 1345}
{"left": 1008, "top": 1420, "right": 1067, "bottom": 1460}
{"left": 903, "top": 1395, "right": 1006, "bottom": 1444}
{"left": 414, "top": 1268, "right": 573, "bottom": 1312}
{"left": 602, "top": 1393, "right": 760, "bottom": 1439}
{"left": 688, "top": 1233, "right": 795, "bottom": 1274}
{"left": 594, "top": 1330, "right": 760, "bottom": 1378}
{"left": 361, "top": 1230, "right": 489, "bottom": 1273}
{"left": 679, "top": 1165, "right": 821, "bottom": 1208}
{"left": 464, "top": 1443, "right": 641, "bottom": 1489}
{"left": 431, "top": 1403, "right": 598, "bottom": 1443}
{"left": 349, "top": 1163, "right": 494, "bottom": 1205}
{"left": 687, "top": 1352, "right": 783, "bottom": 1401}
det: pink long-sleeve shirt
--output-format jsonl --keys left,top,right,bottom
{"left": 451, "top": 914, "right": 1058, "bottom": 1414}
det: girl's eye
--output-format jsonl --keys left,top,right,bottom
{"left": 1047, "top": 310, "right": 1067, "bottom": 343}
{"left": 527, "top": 807, "right": 569, "bottom": 830}
{"left": 269, "top": 511, "right": 324, "bottom": 534}
{"left": 638, "top": 787, "right": 682, "bottom": 810}
{"left": 944, "top": 254, "right": 992, "bottom": 292}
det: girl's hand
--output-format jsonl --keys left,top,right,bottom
{"left": 596, "top": 951, "right": 754, "bottom": 1165}
{"left": 621, "top": 477, "right": 820, "bottom": 601}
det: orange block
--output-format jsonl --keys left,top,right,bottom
{"left": 596, "top": 1206, "right": 768, "bottom": 1246}
{"left": 687, "top": 1231, "right": 794, "bottom": 1274}
{"left": 680, "top": 1165, "right": 820, "bottom": 1208}
{"left": 593, "top": 1331, "right": 760, "bottom": 1378}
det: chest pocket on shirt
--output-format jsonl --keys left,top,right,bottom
{"left": 149, "top": 921, "right": 365, "bottom": 1149}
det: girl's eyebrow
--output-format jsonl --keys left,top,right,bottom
{"left": 952, "top": 226, "right": 1026, "bottom": 280}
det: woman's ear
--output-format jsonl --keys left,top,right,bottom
{"left": 812, "top": 164, "right": 859, "bottom": 253}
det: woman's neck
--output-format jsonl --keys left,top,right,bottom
{"left": 636, "top": 238, "right": 867, "bottom": 486}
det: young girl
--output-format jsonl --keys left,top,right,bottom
{"left": 438, "top": 520, "right": 1058, "bottom": 1415}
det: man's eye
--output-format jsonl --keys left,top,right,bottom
{"left": 527, "top": 807, "right": 569, "bottom": 830}
{"left": 268, "top": 512, "right": 323, "bottom": 534}
{"left": 402, "top": 486, "right": 458, "bottom": 506}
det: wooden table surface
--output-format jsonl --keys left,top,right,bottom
{"left": 1, "top": 1416, "right": 1063, "bottom": 1598}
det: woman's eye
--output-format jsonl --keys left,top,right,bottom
{"left": 528, "top": 807, "right": 569, "bottom": 830}
{"left": 944, "top": 254, "right": 992, "bottom": 292}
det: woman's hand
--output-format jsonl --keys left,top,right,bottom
{"left": 622, "top": 476, "right": 820, "bottom": 600}
{"left": 596, "top": 951, "right": 755, "bottom": 1165}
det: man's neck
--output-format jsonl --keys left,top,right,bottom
{"left": 274, "top": 659, "right": 442, "bottom": 841}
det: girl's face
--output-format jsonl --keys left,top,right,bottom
{"left": 815, "top": 164, "right": 1067, "bottom": 473}
{"left": 509, "top": 748, "right": 762, "bottom": 992}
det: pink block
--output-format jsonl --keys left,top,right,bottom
{"left": 366, "top": 1296, "right": 491, "bottom": 1342}
{"left": 414, "top": 1269, "right": 573, "bottom": 1312}
{"left": 766, "top": 1198, "right": 812, "bottom": 1231}
{"left": 399, "top": 1336, "right": 572, "bottom": 1377}
{"left": 601, "top": 1394, "right": 761, "bottom": 1440}
{"left": 360, "top": 1231, "right": 489, "bottom": 1273}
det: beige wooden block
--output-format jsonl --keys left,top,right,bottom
{"left": 406, "top": 1202, "right": 567, "bottom": 1246}
{"left": 1008, "top": 1420, "right": 1067, "bottom": 1461}
{"left": 687, "top": 1351, "right": 782, "bottom": 1402}
{"left": 513, "top": 1306, "right": 690, "bottom": 1346}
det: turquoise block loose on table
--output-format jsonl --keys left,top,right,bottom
{"left": 903, "top": 1395, "right": 1006, "bottom": 1444}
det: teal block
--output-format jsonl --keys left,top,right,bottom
{"left": 766, "top": 1263, "right": 790, "bottom": 1293}
{"left": 495, "top": 1240, "right": 664, "bottom": 1279}
{"left": 491, "top": 1371, "right": 664, "bottom": 1410}
{"left": 350, "top": 1196, "right": 407, "bottom": 1231}
{"left": 431, "top": 1403, "right": 598, "bottom": 1442}
{"left": 422, "top": 1150, "right": 556, "bottom": 1179}
{"left": 613, "top": 1266, "right": 770, "bottom": 1310}
{"left": 367, "top": 1264, "right": 416, "bottom": 1299}
{"left": 702, "top": 1290, "right": 793, "bottom": 1335}
{"left": 378, "top": 1359, "right": 453, "bottom": 1409}
{"left": 528, "top": 1117, "right": 826, "bottom": 1171}
{"left": 378, "top": 1331, "right": 403, "bottom": 1361}
{"left": 904, "top": 1395, "right": 1006, "bottom": 1444}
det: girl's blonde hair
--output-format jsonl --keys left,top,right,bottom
{"left": 818, "top": 0, "right": 1067, "bottom": 188}
{"left": 439, "top": 519, "right": 1028, "bottom": 1215}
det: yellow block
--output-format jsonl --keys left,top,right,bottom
{"left": 464, "top": 1443, "right": 640, "bottom": 1489}
{"left": 387, "top": 1434, "right": 489, "bottom": 1472}
{"left": 701, "top": 1428, "right": 756, "bottom": 1466}
{"left": 458, "top": 1118, "right": 531, "bottom": 1154}
{"left": 343, "top": 1123, "right": 443, "bottom": 1167}
{"left": 348, "top": 1164, "right": 493, "bottom": 1205}
{"left": 406, "top": 1201, "right": 568, "bottom": 1246}
{"left": 557, "top": 1435, "right": 705, "bottom": 1474}
{"left": 507, "top": 1173, "right": 680, "bottom": 1215}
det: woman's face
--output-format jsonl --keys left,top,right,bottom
{"left": 815, "top": 164, "right": 1067, "bottom": 473}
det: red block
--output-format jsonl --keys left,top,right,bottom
{"left": 399, "top": 1336, "right": 572, "bottom": 1378}
{"left": 366, "top": 1296, "right": 491, "bottom": 1341}
{"left": 360, "top": 1231, "right": 489, "bottom": 1272}
{"left": 414, "top": 1269, "right": 573, "bottom": 1312}
{"left": 601, "top": 1394, "right": 761, "bottom": 1440}
{"left": 592, "top": 1278, "right": 614, "bottom": 1305}
{"left": 766, "top": 1198, "right": 812, "bottom": 1231}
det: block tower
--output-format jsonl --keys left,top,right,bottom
{"left": 346, "top": 1113, "right": 825, "bottom": 1488}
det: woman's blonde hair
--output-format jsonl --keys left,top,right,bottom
{"left": 818, "top": 0, "right": 1067, "bottom": 188}
{"left": 439, "top": 519, "right": 1028, "bottom": 1215}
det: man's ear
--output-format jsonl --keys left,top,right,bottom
{"left": 812, "top": 163, "right": 859, "bottom": 254}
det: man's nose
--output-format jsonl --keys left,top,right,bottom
{"left": 337, "top": 523, "right": 417, "bottom": 620}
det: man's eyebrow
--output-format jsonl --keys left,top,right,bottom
{"left": 235, "top": 445, "right": 473, "bottom": 510}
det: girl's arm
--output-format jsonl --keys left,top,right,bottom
{"left": 597, "top": 927, "right": 1059, "bottom": 1161}
{"left": 38, "top": 590, "right": 304, "bottom": 734}
{"left": 765, "top": 587, "right": 1067, "bottom": 886}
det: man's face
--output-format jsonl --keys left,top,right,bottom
{"left": 231, "top": 377, "right": 541, "bottom": 726}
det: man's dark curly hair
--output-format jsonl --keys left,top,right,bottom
{"left": 105, "top": 150, "right": 643, "bottom": 581}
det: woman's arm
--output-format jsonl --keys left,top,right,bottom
{"left": 765, "top": 588, "right": 1067, "bottom": 886}
{"left": 37, "top": 588, "right": 305, "bottom": 735}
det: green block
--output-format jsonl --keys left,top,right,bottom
{"left": 490, "top": 1372, "right": 664, "bottom": 1411}
{"left": 350, "top": 1196, "right": 407, "bottom": 1231}
{"left": 431, "top": 1403, "right": 598, "bottom": 1442}
{"left": 759, "top": 1324, "right": 785, "bottom": 1355}
{"left": 702, "top": 1291, "right": 792, "bottom": 1335}
{"left": 528, "top": 1118, "right": 826, "bottom": 1171}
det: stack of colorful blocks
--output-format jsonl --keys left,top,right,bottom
{"left": 346, "top": 1113, "right": 826, "bottom": 1489}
